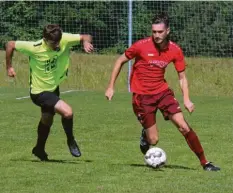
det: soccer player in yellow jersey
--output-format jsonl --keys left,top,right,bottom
{"left": 5, "top": 24, "right": 93, "bottom": 161}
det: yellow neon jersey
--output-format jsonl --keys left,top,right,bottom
{"left": 15, "top": 33, "right": 81, "bottom": 94}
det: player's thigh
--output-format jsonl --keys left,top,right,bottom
{"left": 158, "top": 89, "right": 182, "bottom": 121}
{"left": 132, "top": 93, "right": 157, "bottom": 129}
{"left": 54, "top": 100, "right": 73, "bottom": 118}
{"left": 169, "top": 112, "right": 190, "bottom": 134}
{"left": 30, "top": 88, "right": 60, "bottom": 115}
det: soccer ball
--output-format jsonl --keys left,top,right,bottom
{"left": 144, "top": 147, "right": 167, "bottom": 168}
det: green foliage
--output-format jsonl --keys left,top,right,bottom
{"left": 1, "top": 1, "right": 233, "bottom": 56}
{"left": 169, "top": 1, "right": 233, "bottom": 56}
{"left": 99, "top": 41, "right": 127, "bottom": 54}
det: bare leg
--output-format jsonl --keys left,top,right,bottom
{"left": 55, "top": 100, "right": 74, "bottom": 140}
{"left": 54, "top": 100, "right": 81, "bottom": 157}
{"left": 169, "top": 112, "right": 207, "bottom": 166}
{"left": 140, "top": 124, "right": 159, "bottom": 154}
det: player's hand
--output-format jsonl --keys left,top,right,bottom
{"left": 83, "top": 41, "right": 94, "bottom": 53}
{"left": 105, "top": 87, "right": 114, "bottom": 101}
{"left": 184, "top": 100, "right": 195, "bottom": 113}
{"left": 7, "top": 66, "right": 16, "bottom": 77}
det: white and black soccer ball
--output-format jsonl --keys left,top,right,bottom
{"left": 144, "top": 147, "right": 167, "bottom": 168}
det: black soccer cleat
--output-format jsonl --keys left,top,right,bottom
{"left": 140, "top": 128, "right": 150, "bottom": 155}
{"left": 203, "top": 162, "right": 220, "bottom": 171}
{"left": 32, "top": 147, "right": 49, "bottom": 161}
{"left": 67, "top": 139, "right": 81, "bottom": 157}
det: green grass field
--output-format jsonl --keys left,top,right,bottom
{"left": 0, "top": 90, "right": 232, "bottom": 193}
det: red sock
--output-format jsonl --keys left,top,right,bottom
{"left": 184, "top": 129, "right": 208, "bottom": 166}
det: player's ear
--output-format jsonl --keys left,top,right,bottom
{"left": 166, "top": 27, "right": 170, "bottom": 35}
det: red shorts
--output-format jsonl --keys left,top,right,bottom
{"left": 132, "top": 88, "right": 182, "bottom": 129}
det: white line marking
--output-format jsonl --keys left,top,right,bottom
{"left": 16, "top": 96, "right": 30, "bottom": 100}
{"left": 15, "top": 89, "right": 81, "bottom": 100}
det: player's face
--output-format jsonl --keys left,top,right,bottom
{"left": 152, "top": 23, "right": 170, "bottom": 44}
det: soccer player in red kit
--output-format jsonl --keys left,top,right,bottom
{"left": 105, "top": 13, "right": 220, "bottom": 171}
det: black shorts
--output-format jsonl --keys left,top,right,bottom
{"left": 30, "top": 87, "right": 60, "bottom": 115}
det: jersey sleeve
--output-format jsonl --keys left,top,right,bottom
{"left": 125, "top": 42, "right": 138, "bottom": 59}
{"left": 61, "top": 33, "right": 81, "bottom": 47}
{"left": 15, "top": 41, "right": 35, "bottom": 56}
{"left": 173, "top": 48, "right": 186, "bottom": 72}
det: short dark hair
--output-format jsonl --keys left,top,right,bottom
{"left": 152, "top": 12, "right": 169, "bottom": 28}
{"left": 43, "top": 24, "right": 62, "bottom": 43}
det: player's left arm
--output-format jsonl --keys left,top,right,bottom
{"left": 178, "top": 71, "right": 194, "bottom": 113}
{"left": 5, "top": 41, "right": 17, "bottom": 77}
{"left": 174, "top": 47, "right": 194, "bottom": 113}
{"left": 63, "top": 33, "right": 93, "bottom": 53}
{"left": 80, "top": 34, "right": 93, "bottom": 53}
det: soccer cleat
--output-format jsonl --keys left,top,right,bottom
{"left": 32, "top": 147, "right": 49, "bottom": 161}
{"left": 140, "top": 128, "right": 150, "bottom": 155}
{"left": 67, "top": 139, "right": 81, "bottom": 157}
{"left": 203, "top": 162, "right": 220, "bottom": 171}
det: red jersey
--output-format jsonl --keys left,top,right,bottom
{"left": 125, "top": 37, "right": 186, "bottom": 94}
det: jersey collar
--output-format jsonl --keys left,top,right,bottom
{"left": 151, "top": 37, "right": 170, "bottom": 52}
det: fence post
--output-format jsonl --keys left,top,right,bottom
{"left": 128, "top": 0, "right": 133, "bottom": 92}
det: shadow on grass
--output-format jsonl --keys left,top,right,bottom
{"left": 129, "top": 163, "right": 196, "bottom": 170}
{"left": 164, "top": 164, "right": 196, "bottom": 170}
{"left": 129, "top": 163, "right": 147, "bottom": 168}
{"left": 10, "top": 158, "right": 93, "bottom": 164}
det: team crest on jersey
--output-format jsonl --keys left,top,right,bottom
{"left": 148, "top": 60, "right": 169, "bottom": 68}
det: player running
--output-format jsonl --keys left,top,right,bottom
{"left": 105, "top": 13, "right": 220, "bottom": 171}
{"left": 5, "top": 24, "right": 93, "bottom": 161}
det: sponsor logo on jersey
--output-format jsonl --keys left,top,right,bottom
{"left": 148, "top": 60, "right": 169, "bottom": 68}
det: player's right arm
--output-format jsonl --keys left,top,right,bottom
{"left": 105, "top": 42, "right": 138, "bottom": 100}
{"left": 6, "top": 40, "right": 35, "bottom": 77}
{"left": 5, "top": 41, "right": 16, "bottom": 77}
{"left": 105, "top": 54, "right": 129, "bottom": 100}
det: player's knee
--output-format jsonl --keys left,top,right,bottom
{"left": 62, "top": 109, "right": 73, "bottom": 119}
{"left": 179, "top": 125, "right": 190, "bottom": 135}
{"left": 147, "top": 135, "right": 159, "bottom": 145}
{"left": 41, "top": 113, "right": 54, "bottom": 126}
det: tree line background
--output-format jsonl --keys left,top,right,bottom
{"left": 1, "top": 1, "right": 233, "bottom": 57}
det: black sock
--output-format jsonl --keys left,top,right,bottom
{"left": 62, "top": 116, "right": 74, "bottom": 141}
{"left": 36, "top": 121, "right": 51, "bottom": 150}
